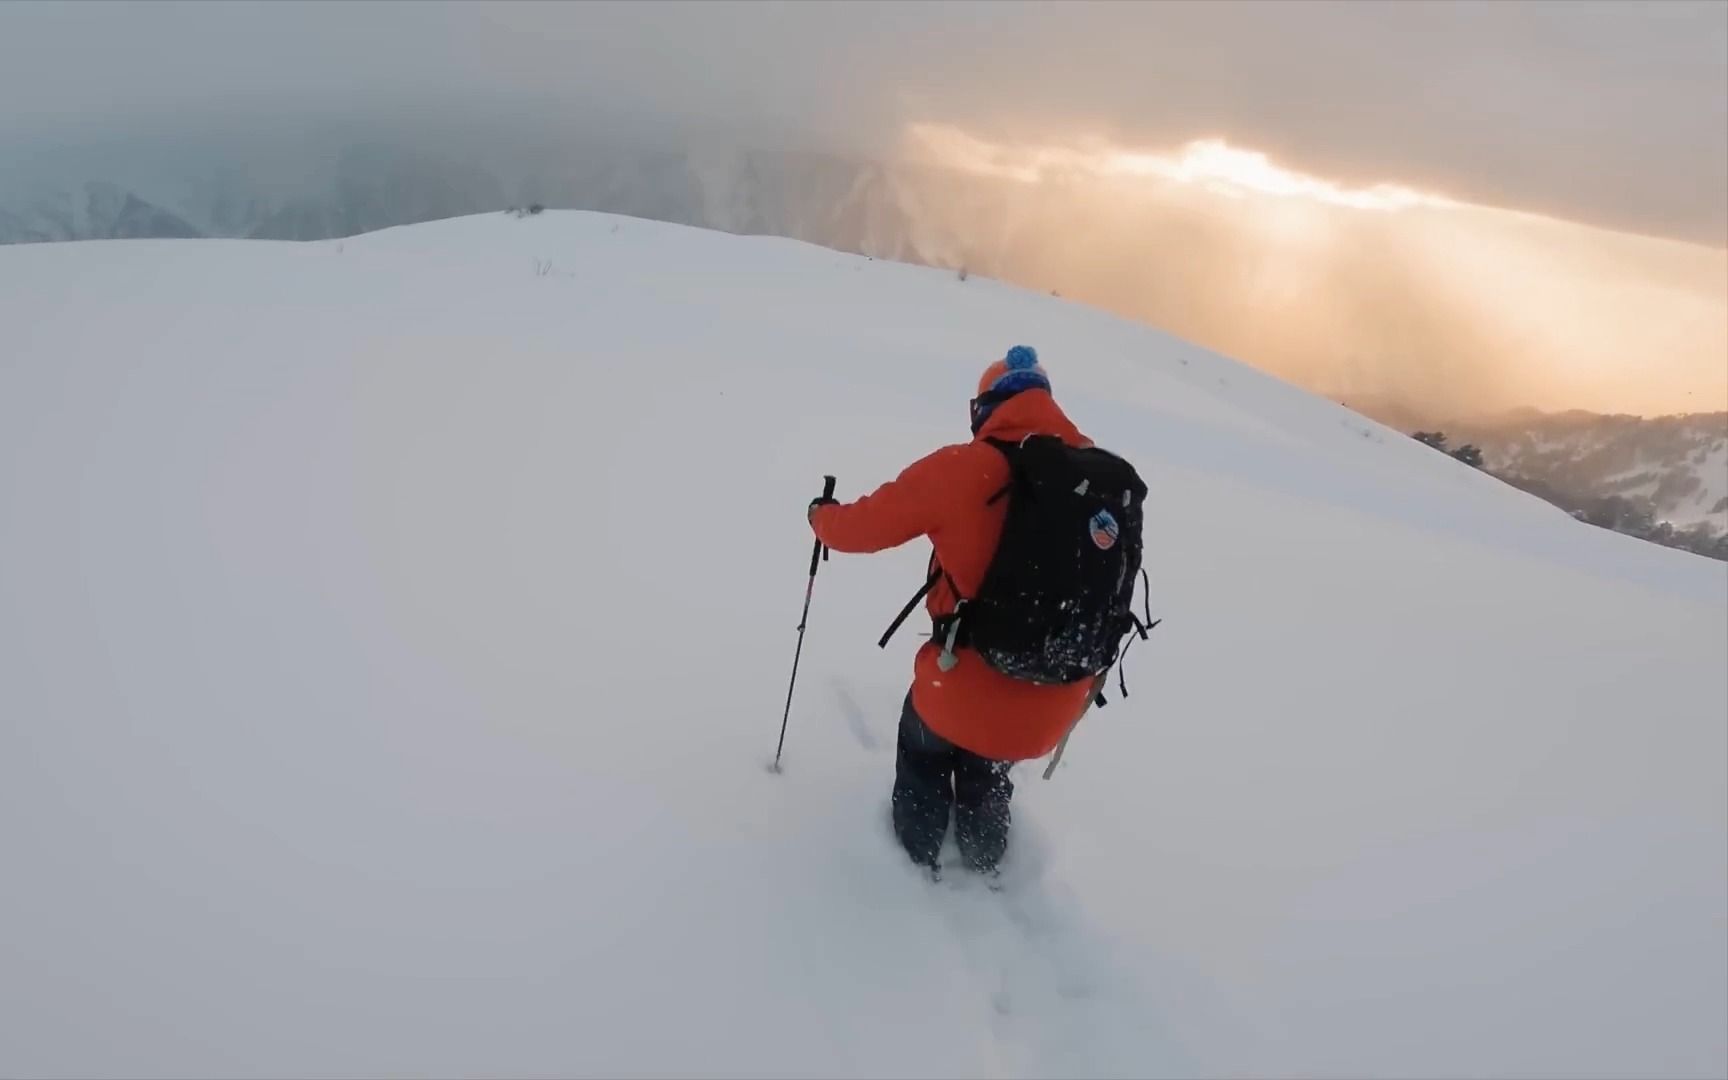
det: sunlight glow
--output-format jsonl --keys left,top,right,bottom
{"left": 1107, "top": 141, "right": 1451, "bottom": 211}
{"left": 896, "top": 121, "right": 1726, "bottom": 418}
{"left": 905, "top": 123, "right": 1454, "bottom": 212}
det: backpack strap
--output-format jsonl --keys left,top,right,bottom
{"left": 1111, "top": 614, "right": 1160, "bottom": 700}
{"left": 1103, "top": 568, "right": 1159, "bottom": 702}
{"left": 883, "top": 440, "right": 1024, "bottom": 653}
{"left": 878, "top": 557, "right": 962, "bottom": 649}
{"left": 876, "top": 435, "right": 1056, "bottom": 652}
{"left": 983, "top": 436, "right": 1019, "bottom": 504}
{"left": 878, "top": 566, "right": 938, "bottom": 649}
{"left": 984, "top": 434, "right": 1058, "bottom": 505}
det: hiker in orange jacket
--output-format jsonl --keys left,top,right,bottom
{"left": 808, "top": 346, "right": 1098, "bottom": 873}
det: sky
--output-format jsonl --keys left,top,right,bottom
{"left": 0, "top": 0, "right": 1723, "bottom": 417}
{"left": 2, "top": 0, "right": 1724, "bottom": 243}
{"left": 891, "top": 125, "right": 1728, "bottom": 418}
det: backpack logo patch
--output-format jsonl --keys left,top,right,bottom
{"left": 1088, "top": 509, "right": 1120, "bottom": 550}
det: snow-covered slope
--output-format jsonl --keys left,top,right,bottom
{"left": 2, "top": 214, "right": 1724, "bottom": 1078}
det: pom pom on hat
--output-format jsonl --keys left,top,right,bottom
{"left": 977, "top": 345, "right": 1051, "bottom": 397}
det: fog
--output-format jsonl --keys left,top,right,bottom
{"left": 1, "top": 1, "right": 1724, "bottom": 419}
{"left": 905, "top": 124, "right": 1728, "bottom": 419}
{"left": 4, "top": 0, "right": 1724, "bottom": 241}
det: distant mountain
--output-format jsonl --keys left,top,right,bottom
{"left": 0, "top": 181, "right": 202, "bottom": 243}
{"left": 1458, "top": 409, "right": 1727, "bottom": 533}
{"left": 1362, "top": 403, "right": 1728, "bottom": 555}
{"left": 0, "top": 142, "right": 955, "bottom": 265}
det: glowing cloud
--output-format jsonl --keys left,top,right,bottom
{"left": 894, "top": 121, "right": 1725, "bottom": 419}
{"left": 905, "top": 123, "right": 1454, "bottom": 212}
{"left": 1106, "top": 140, "right": 1453, "bottom": 211}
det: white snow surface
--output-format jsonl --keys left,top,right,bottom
{"left": 2, "top": 212, "right": 1725, "bottom": 1078}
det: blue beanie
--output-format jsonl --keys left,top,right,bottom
{"left": 972, "top": 345, "right": 1051, "bottom": 433}
{"left": 980, "top": 344, "right": 1051, "bottom": 397}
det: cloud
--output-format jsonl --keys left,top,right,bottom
{"left": 891, "top": 121, "right": 1727, "bottom": 418}
{"left": 0, "top": 0, "right": 1723, "bottom": 242}
{"left": 906, "top": 124, "right": 1457, "bottom": 211}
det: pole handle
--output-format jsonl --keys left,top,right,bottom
{"left": 809, "top": 475, "right": 837, "bottom": 575}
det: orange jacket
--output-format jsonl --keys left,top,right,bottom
{"left": 810, "top": 389, "right": 1097, "bottom": 761}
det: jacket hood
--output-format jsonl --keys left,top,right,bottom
{"left": 974, "top": 388, "right": 1089, "bottom": 448}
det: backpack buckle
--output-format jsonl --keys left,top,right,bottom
{"left": 935, "top": 603, "right": 967, "bottom": 671}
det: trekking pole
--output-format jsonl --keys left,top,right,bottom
{"left": 1043, "top": 618, "right": 1161, "bottom": 780}
{"left": 1043, "top": 673, "right": 1107, "bottom": 780}
{"left": 771, "top": 474, "right": 836, "bottom": 773}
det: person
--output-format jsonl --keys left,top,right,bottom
{"left": 807, "top": 346, "right": 1101, "bottom": 875}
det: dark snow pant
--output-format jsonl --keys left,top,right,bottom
{"left": 892, "top": 692, "right": 1014, "bottom": 873}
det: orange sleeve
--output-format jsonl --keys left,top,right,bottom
{"left": 811, "top": 445, "right": 967, "bottom": 554}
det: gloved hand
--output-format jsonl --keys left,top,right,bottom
{"left": 807, "top": 495, "right": 839, "bottom": 523}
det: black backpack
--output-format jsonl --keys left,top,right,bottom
{"left": 880, "top": 434, "right": 1155, "bottom": 697}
